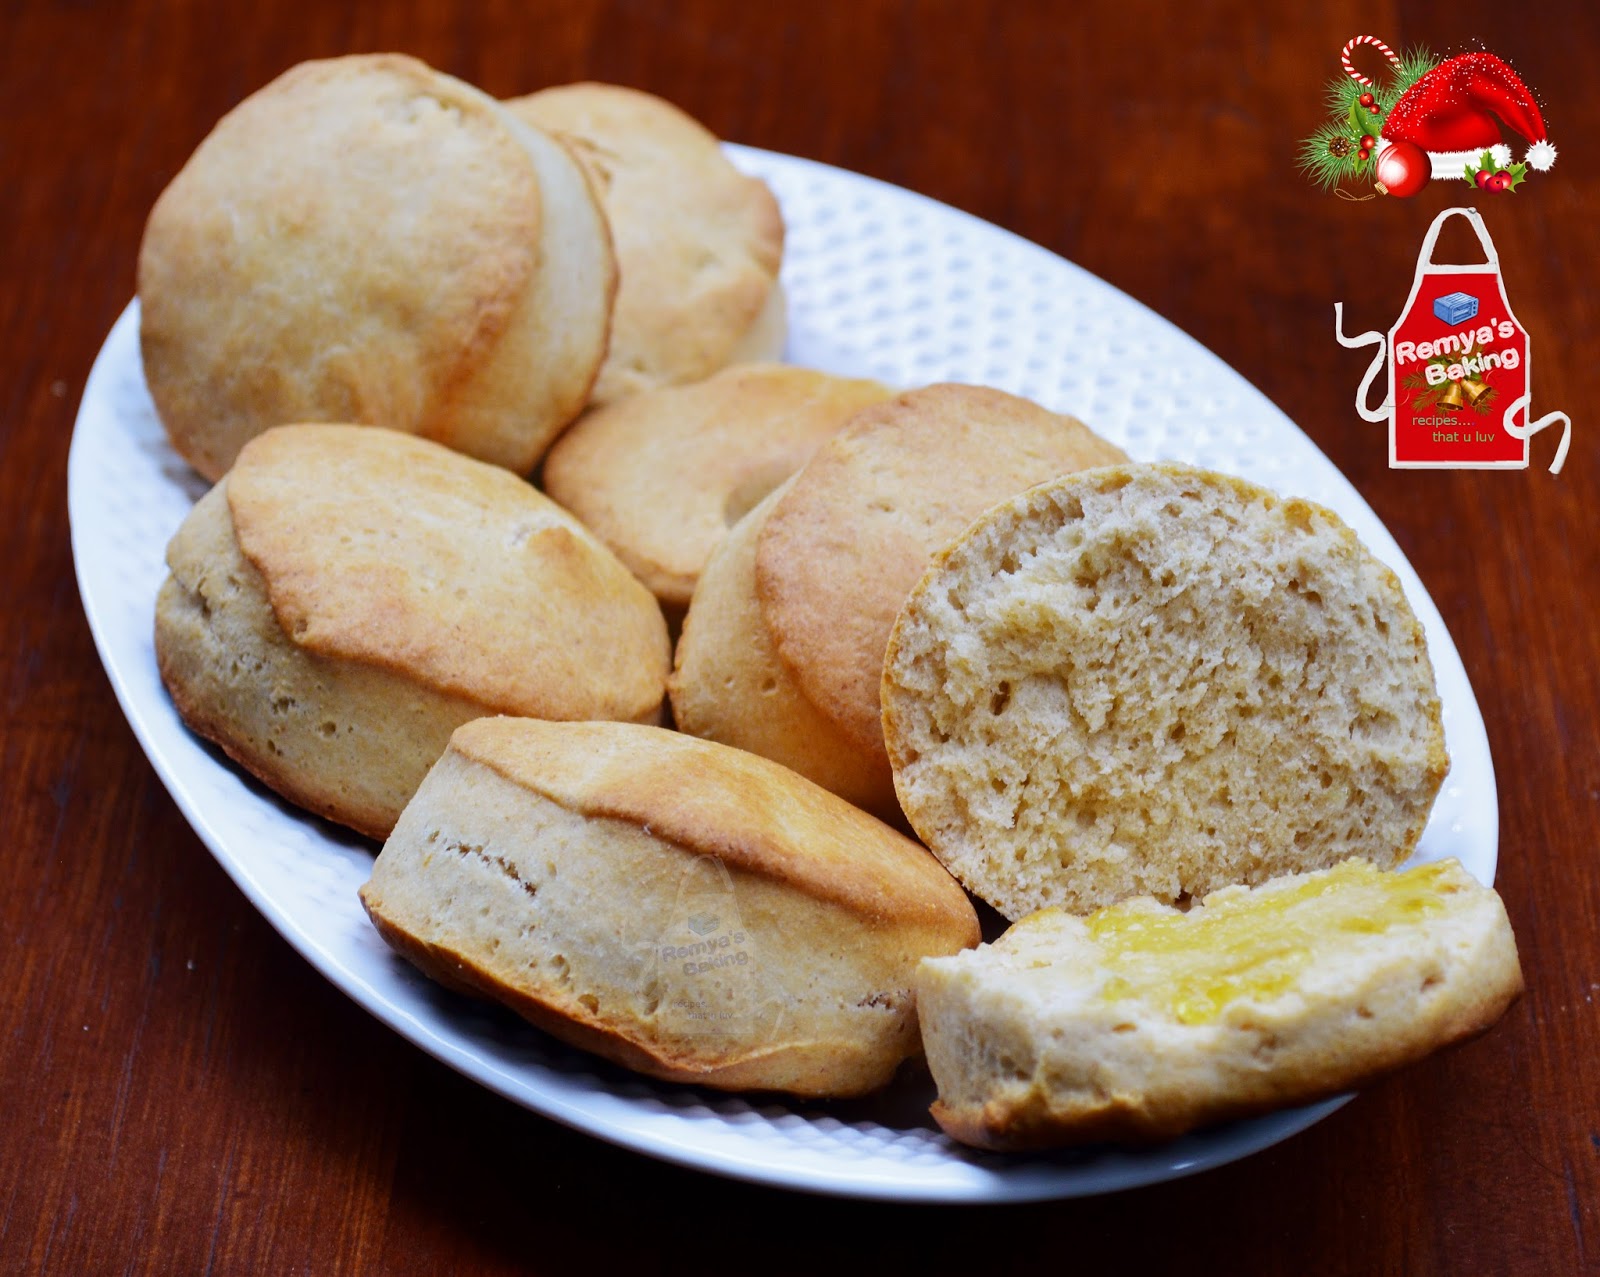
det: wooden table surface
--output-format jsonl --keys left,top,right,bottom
{"left": 4, "top": 1, "right": 1596, "bottom": 1271}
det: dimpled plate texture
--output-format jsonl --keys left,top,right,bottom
{"left": 68, "top": 146, "right": 1497, "bottom": 1203}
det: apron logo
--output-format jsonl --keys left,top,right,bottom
{"left": 1334, "top": 207, "right": 1571, "bottom": 472}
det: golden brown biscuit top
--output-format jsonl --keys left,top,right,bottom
{"left": 508, "top": 82, "right": 784, "bottom": 402}
{"left": 449, "top": 717, "right": 978, "bottom": 936}
{"left": 138, "top": 54, "right": 544, "bottom": 481}
{"left": 541, "top": 364, "right": 892, "bottom": 607}
{"left": 754, "top": 384, "right": 1128, "bottom": 759}
{"left": 226, "top": 425, "right": 667, "bottom": 722}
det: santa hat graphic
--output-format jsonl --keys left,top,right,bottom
{"left": 1381, "top": 52, "right": 1557, "bottom": 178}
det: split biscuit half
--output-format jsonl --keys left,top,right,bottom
{"left": 881, "top": 463, "right": 1450, "bottom": 919}
{"left": 917, "top": 858, "right": 1521, "bottom": 1149}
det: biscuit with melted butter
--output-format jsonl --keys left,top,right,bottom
{"left": 917, "top": 858, "right": 1522, "bottom": 1149}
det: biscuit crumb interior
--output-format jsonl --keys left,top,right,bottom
{"left": 884, "top": 466, "right": 1448, "bottom": 918}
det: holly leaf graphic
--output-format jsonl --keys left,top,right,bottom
{"left": 1506, "top": 163, "right": 1528, "bottom": 190}
{"left": 1479, "top": 149, "right": 1498, "bottom": 173}
{"left": 1464, "top": 162, "right": 1479, "bottom": 182}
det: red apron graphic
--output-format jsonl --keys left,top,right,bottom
{"left": 1336, "top": 207, "right": 1571, "bottom": 472}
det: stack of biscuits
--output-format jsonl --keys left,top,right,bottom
{"left": 139, "top": 57, "right": 785, "bottom": 481}
{"left": 141, "top": 54, "right": 1522, "bottom": 1147}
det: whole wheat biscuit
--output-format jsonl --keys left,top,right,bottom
{"left": 759, "top": 386, "right": 1128, "bottom": 763}
{"left": 139, "top": 55, "right": 616, "bottom": 481}
{"left": 542, "top": 364, "right": 891, "bottom": 611}
{"left": 360, "top": 718, "right": 980, "bottom": 1097}
{"left": 670, "top": 480, "right": 890, "bottom": 814}
{"left": 917, "top": 858, "right": 1522, "bottom": 1149}
{"left": 507, "top": 82, "right": 784, "bottom": 403}
{"left": 155, "top": 425, "right": 668, "bottom": 838}
{"left": 725, "top": 281, "right": 789, "bottom": 366}
{"left": 881, "top": 464, "right": 1450, "bottom": 919}
{"left": 673, "top": 384, "right": 1122, "bottom": 810}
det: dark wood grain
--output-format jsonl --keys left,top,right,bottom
{"left": 3, "top": 1, "right": 1596, "bottom": 1272}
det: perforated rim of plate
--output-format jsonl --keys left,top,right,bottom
{"left": 67, "top": 144, "right": 1496, "bottom": 1203}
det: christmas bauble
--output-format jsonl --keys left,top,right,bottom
{"left": 1374, "top": 140, "right": 1429, "bottom": 197}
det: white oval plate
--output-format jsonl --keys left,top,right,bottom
{"left": 68, "top": 146, "right": 1496, "bottom": 1203}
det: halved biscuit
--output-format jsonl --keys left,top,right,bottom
{"left": 917, "top": 858, "right": 1521, "bottom": 1149}
{"left": 881, "top": 464, "right": 1450, "bottom": 919}
{"left": 139, "top": 54, "right": 616, "bottom": 481}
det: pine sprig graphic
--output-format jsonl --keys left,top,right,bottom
{"left": 1300, "top": 45, "right": 1438, "bottom": 194}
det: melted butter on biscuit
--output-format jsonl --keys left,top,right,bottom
{"left": 1069, "top": 859, "right": 1456, "bottom": 1025}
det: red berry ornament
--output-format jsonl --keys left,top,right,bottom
{"left": 1475, "top": 168, "right": 1494, "bottom": 188}
{"left": 1361, "top": 135, "right": 1377, "bottom": 149}
{"left": 1359, "top": 92, "right": 1375, "bottom": 107}
{"left": 1488, "top": 170, "right": 1513, "bottom": 192}
{"left": 1374, "top": 140, "right": 1430, "bottom": 197}
{"left": 1356, "top": 148, "right": 1370, "bottom": 161}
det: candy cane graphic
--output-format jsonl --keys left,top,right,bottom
{"left": 1340, "top": 35, "right": 1400, "bottom": 86}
